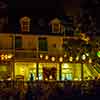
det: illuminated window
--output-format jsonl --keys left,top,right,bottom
{"left": 53, "top": 24, "right": 60, "bottom": 33}
{"left": 20, "top": 16, "right": 31, "bottom": 32}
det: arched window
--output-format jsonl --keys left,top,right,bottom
{"left": 20, "top": 16, "right": 31, "bottom": 32}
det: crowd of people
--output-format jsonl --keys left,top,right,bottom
{"left": 0, "top": 80, "right": 100, "bottom": 100}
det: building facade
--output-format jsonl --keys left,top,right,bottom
{"left": 0, "top": 16, "right": 99, "bottom": 81}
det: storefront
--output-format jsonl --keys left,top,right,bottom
{"left": 38, "top": 63, "right": 59, "bottom": 80}
{"left": 15, "top": 62, "right": 37, "bottom": 81}
{"left": 14, "top": 62, "right": 97, "bottom": 81}
{"left": 0, "top": 63, "right": 12, "bottom": 81}
{"left": 61, "top": 63, "right": 96, "bottom": 81}
{"left": 61, "top": 63, "right": 81, "bottom": 80}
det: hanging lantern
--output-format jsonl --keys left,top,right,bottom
{"left": 82, "top": 54, "right": 86, "bottom": 60}
{"left": 89, "top": 58, "right": 92, "bottom": 63}
{"left": 40, "top": 54, "right": 43, "bottom": 59}
{"left": 51, "top": 57, "right": 55, "bottom": 62}
{"left": 59, "top": 57, "right": 63, "bottom": 62}
{"left": 7, "top": 54, "right": 13, "bottom": 59}
{"left": 45, "top": 55, "right": 49, "bottom": 60}
{"left": 1, "top": 54, "right": 4, "bottom": 60}
{"left": 4, "top": 54, "right": 8, "bottom": 60}
{"left": 64, "top": 54, "right": 67, "bottom": 57}
{"left": 76, "top": 56, "right": 79, "bottom": 61}
{"left": 69, "top": 56, "right": 73, "bottom": 62}
{"left": 86, "top": 53, "right": 89, "bottom": 57}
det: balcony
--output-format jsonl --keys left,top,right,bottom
{"left": 15, "top": 49, "right": 37, "bottom": 60}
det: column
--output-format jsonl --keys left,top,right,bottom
{"left": 36, "top": 63, "right": 39, "bottom": 79}
{"left": 59, "top": 63, "right": 62, "bottom": 80}
{"left": 81, "top": 62, "right": 84, "bottom": 81}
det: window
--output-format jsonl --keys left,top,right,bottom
{"left": 38, "top": 37, "right": 48, "bottom": 51}
{"left": 53, "top": 24, "right": 60, "bottom": 33}
{"left": 63, "top": 39, "right": 68, "bottom": 51}
{"left": 15, "top": 36, "right": 22, "bottom": 49}
{"left": 20, "top": 16, "right": 31, "bottom": 32}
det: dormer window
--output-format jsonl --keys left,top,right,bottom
{"left": 53, "top": 23, "right": 60, "bottom": 33}
{"left": 20, "top": 16, "right": 31, "bottom": 32}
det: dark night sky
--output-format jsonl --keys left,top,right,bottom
{"left": 9, "top": 0, "right": 80, "bottom": 16}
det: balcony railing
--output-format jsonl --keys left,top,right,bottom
{"left": 15, "top": 49, "right": 37, "bottom": 59}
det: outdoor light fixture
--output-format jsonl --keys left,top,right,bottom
{"left": 64, "top": 54, "right": 67, "bottom": 57}
{"left": 36, "top": 77, "right": 38, "bottom": 80}
{"left": 49, "top": 75, "right": 53, "bottom": 80}
{"left": 76, "top": 56, "right": 79, "bottom": 61}
{"left": 59, "top": 57, "right": 63, "bottom": 62}
{"left": 40, "top": 54, "right": 43, "bottom": 58}
{"left": 7, "top": 54, "right": 13, "bottom": 59}
{"left": 82, "top": 54, "right": 86, "bottom": 60}
{"left": 86, "top": 53, "right": 89, "bottom": 57}
{"left": 45, "top": 55, "right": 49, "bottom": 60}
{"left": 4, "top": 54, "right": 8, "bottom": 60}
{"left": 89, "top": 58, "right": 92, "bottom": 63}
{"left": 69, "top": 56, "right": 73, "bottom": 62}
{"left": 51, "top": 57, "right": 55, "bottom": 61}
{"left": 1, "top": 54, "right": 4, "bottom": 60}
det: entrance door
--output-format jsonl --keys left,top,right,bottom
{"left": 43, "top": 67, "right": 57, "bottom": 80}
{"left": 62, "top": 73, "right": 73, "bottom": 80}
{"left": 66, "top": 73, "right": 73, "bottom": 80}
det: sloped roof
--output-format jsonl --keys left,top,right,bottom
{"left": 49, "top": 16, "right": 68, "bottom": 25}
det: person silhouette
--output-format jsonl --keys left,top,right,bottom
{"left": 30, "top": 73, "right": 34, "bottom": 81}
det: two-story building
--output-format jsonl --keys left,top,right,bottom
{"left": 0, "top": 16, "right": 99, "bottom": 81}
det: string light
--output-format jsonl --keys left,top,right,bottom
{"left": 69, "top": 56, "right": 73, "bottom": 62}
{"left": 59, "top": 57, "right": 63, "bottom": 62}
{"left": 40, "top": 54, "right": 43, "bottom": 59}
{"left": 76, "top": 56, "right": 79, "bottom": 61}
{"left": 1, "top": 54, "right": 4, "bottom": 60}
{"left": 45, "top": 55, "right": 49, "bottom": 60}
{"left": 64, "top": 54, "right": 67, "bottom": 57}
{"left": 86, "top": 53, "right": 89, "bottom": 57}
{"left": 89, "top": 58, "right": 92, "bottom": 63}
{"left": 4, "top": 54, "right": 8, "bottom": 60}
{"left": 82, "top": 54, "right": 86, "bottom": 60}
{"left": 7, "top": 54, "right": 13, "bottom": 59}
{"left": 51, "top": 57, "right": 55, "bottom": 61}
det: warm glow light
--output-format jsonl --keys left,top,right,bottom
{"left": 82, "top": 54, "right": 86, "bottom": 60}
{"left": 45, "top": 55, "right": 49, "bottom": 60}
{"left": 74, "top": 78, "right": 78, "bottom": 81}
{"left": 86, "top": 53, "right": 89, "bottom": 57}
{"left": 8, "top": 54, "right": 13, "bottom": 59}
{"left": 1, "top": 54, "right": 4, "bottom": 60}
{"left": 76, "top": 56, "right": 79, "bottom": 61}
{"left": 89, "top": 58, "right": 92, "bottom": 63}
{"left": 4, "top": 54, "right": 8, "bottom": 60}
{"left": 64, "top": 54, "right": 67, "bottom": 57}
{"left": 59, "top": 57, "right": 63, "bottom": 62}
{"left": 45, "top": 78, "right": 48, "bottom": 81}
{"left": 69, "top": 56, "right": 73, "bottom": 62}
{"left": 36, "top": 77, "right": 38, "bottom": 80}
{"left": 49, "top": 75, "right": 53, "bottom": 80}
{"left": 51, "top": 57, "right": 55, "bottom": 61}
{"left": 63, "top": 63, "right": 69, "bottom": 68}
{"left": 40, "top": 54, "right": 43, "bottom": 58}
